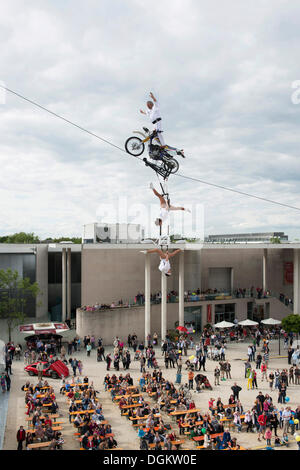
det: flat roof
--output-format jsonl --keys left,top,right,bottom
{"left": 0, "top": 242, "right": 298, "bottom": 253}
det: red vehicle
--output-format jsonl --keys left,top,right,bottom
{"left": 24, "top": 360, "right": 69, "bottom": 379}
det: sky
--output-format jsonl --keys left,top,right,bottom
{"left": 1, "top": 0, "right": 300, "bottom": 240}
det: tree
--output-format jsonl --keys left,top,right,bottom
{"left": 281, "top": 314, "right": 300, "bottom": 334}
{"left": 0, "top": 232, "right": 40, "bottom": 244}
{"left": 270, "top": 237, "right": 281, "bottom": 244}
{"left": 0, "top": 268, "right": 40, "bottom": 341}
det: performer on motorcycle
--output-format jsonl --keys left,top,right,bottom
{"left": 141, "top": 248, "right": 182, "bottom": 276}
{"left": 140, "top": 92, "right": 185, "bottom": 157}
{"left": 150, "top": 183, "right": 190, "bottom": 227}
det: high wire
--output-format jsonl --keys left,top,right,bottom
{"left": 1, "top": 84, "right": 300, "bottom": 212}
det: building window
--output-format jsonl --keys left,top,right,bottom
{"left": 214, "top": 303, "right": 235, "bottom": 323}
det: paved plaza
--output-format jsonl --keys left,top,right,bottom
{"left": 1, "top": 334, "right": 299, "bottom": 451}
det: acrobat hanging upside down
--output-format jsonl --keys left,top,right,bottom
{"left": 141, "top": 248, "right": 182, "bottom": 277}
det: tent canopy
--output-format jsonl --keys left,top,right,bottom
{"left": 19, "top": 322, "right": 69, "bottom": 335}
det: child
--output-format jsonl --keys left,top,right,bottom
{"left": 208, "top": 398, "right": 215, "bottom": 414}
{"left": 281, "top": 432, "right": 289, "bottom": 446}
{"left": 265, "top": 427, "right": 272, "bottom": 446}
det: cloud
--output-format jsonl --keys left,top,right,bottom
{"left": 0, "top": 0, "right": 300, "bottom": 240}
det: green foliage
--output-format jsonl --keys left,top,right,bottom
{"left": 270, "top": 237, "right": 281, "bottom": 244}
{"left": 0, "top": 232, "right": 39, "bottom": 244}
{"left": 281, "top": 314, "right": 300, "bottom": 333}
{"left": 0, "top": 268, "right": 40, "bottom": 341}
{"left": 50, "top": 237, "right": 81, "bottom": 244}
{"left": 0, "top": 232, "right": 82, "bottom": 244}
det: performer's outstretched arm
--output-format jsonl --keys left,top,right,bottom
{"left": 168, "top": 249, "right": 182, "bottom": 258}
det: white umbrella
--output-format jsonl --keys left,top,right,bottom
{"left": 238, "top": 319, "right": 259, "bottom": 326}
{"left": 214, "top": 320, "right": 235, "bottom": 328}
{"left": 261, "top": 318, "right": 281, "bottom": 325}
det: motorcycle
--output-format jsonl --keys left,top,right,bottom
{"left": 125, "top": 127, "right": 183, "bottom": 175}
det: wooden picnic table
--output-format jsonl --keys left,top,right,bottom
{"left": 26, "top": 426, "right": 63, "bottom": 434}
{"left": 69, "top": 409, "right": 95, "bottom": 415}
{"left": 24, "top": 386, "right": 50, "bottom": 392}
{"left": 193, "top": 432, "right": 223, "bottom": 443}
{"left": 148, "top": 440, "right": 184, "bottom": 449}
{"left": 170, "top": 409, "right": 201, "bottom": 417}
{"left": 26, "top": 414, "right": 60, "bottom": 422}
{"left": 211, "top": 404, "right": 236, "bottom": 411}
{"left": 114, "top": 394, "right": 142, "bottom": 401}
{"left": 120, "top": 403, "right": 143, "bottom": 409}
{"left": 129, "top": 413, "right": 161, "bottom": 422}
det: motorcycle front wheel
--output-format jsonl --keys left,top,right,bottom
{"left": 125, "top": 137, "right": 145, "bottom": 156}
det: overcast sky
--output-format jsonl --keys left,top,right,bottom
{"left": 1, "top": 0, "right": 300, "bottom": 240}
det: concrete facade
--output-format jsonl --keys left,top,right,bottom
{"left": 76, "top": 296, "right": 291, "bottom": 345}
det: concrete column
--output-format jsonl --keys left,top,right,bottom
{"left": 62, "top": 248, "right": 67, "bottom": 322}
{"left": 263, "top": 249, "right": 267, "bottom": 292}
{"left": 230, "top": 268, "right": 234, "bottom": 294}
{"left": 144, "top": 253, "right": 151, "bottom": 344}
{"left": 161, "top": 272, "right": 167, "bottom": 341}
{"left": 35, "top": 245, "right": 48, "bottom": 321}
{"left": 294, "top": 249, "right": 300, "bottom": 314}
{"left": 67, "top": 248, "right": 72, "bottom": 321}
{"left": 179, "top": 251, "right": 185, "bottom": 326}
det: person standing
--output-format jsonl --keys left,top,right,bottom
{"left": 231, "top": 383, "right": 242, "bottom": 401}
{"left": 188, "top": 370, "right": 194, "bottom": 390}
{"left": 16, "top": 426, "right": 26, "bottom": 450}
{"left": 268, "top": 371, "right": 275, "bottom": 391}
{"left": 256, "top": 353, "right": 262, "bottom": 370}
{"left": 261, "top": 362, "right": 267, "bottom": 381}
{"left": 225, "top": 361, "right": 232, "bottom": 379}
{"left": 37, "top": 361, "right": 44, "bottom": 381}
{"left": 86, "top": 343, "right": 92, "bottom": 357}
{"left": 252, "top": 369, "right": 258, "bottom": 389}
{"left": 214, "top": 366, "right": 220, "bottom": 386}
{"left": 5, "top": 372, "right": 11, "bottom": 391}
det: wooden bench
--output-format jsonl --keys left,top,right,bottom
{"left": 27, "top": 441, "right": 52, "bottom": 450}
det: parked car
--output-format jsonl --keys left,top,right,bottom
{"left": 24, "top": 360, "right": 69, "bottom": 379}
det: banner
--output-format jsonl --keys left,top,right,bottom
{"left": 284, "top": 262, "right": 293, "bottom": 284}
{"left": 207, "top": 304, "right": 212, "bottom": 323}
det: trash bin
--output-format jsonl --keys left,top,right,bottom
{"left": 176, "top": 373, "right": 182, "bottom": 384}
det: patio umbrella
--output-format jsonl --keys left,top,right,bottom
{"left": 261, "top": 318, "right": 282, "bottom": 354}
{"left": 177, "top": 326, "right": 188, "bottom": 333}
{"left": 238, "top": 319, "right": 259, "bottom": 326}
{"left": 214, "top": 321, "right": 235, "bottom": 328}
{"left": 261, "top": 318, "right": 281, "bottom": 325}
{"left": 238, "top": 319, "right": 259, "bottom": 348}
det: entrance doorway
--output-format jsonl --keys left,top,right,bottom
{"left": 184, "top": 306, "right": 202, "bottom": 332}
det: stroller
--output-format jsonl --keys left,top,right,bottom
{"left": 134, "top": 350, "right": 142, "bottom": 361}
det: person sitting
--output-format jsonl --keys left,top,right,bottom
{"left": 44, "top": 424, "right": 55, "bottom": 441}
{"left": 107, "top": 435, "right": 118, "bottom": 449}
{"left": 222, "top": 428, "right": 231, "bottom": 448}
{"left": 81, "top": 432, "right": 90, "bottom": 450}
{"left": 225, "top": 406, "right": 233, "bottom": 419}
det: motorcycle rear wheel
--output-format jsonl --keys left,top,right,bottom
{"left": 125, "top": 137, "right": 145, "bottom": 156}
{"left": 163, "top": 157, "right": 179, "bottom": 174}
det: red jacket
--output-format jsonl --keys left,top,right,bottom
{"left": 17, "top": 429, "right": 26, "bottom": 441}
{"left": 258, "top": 414, "right": 267, "bottom": 426}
